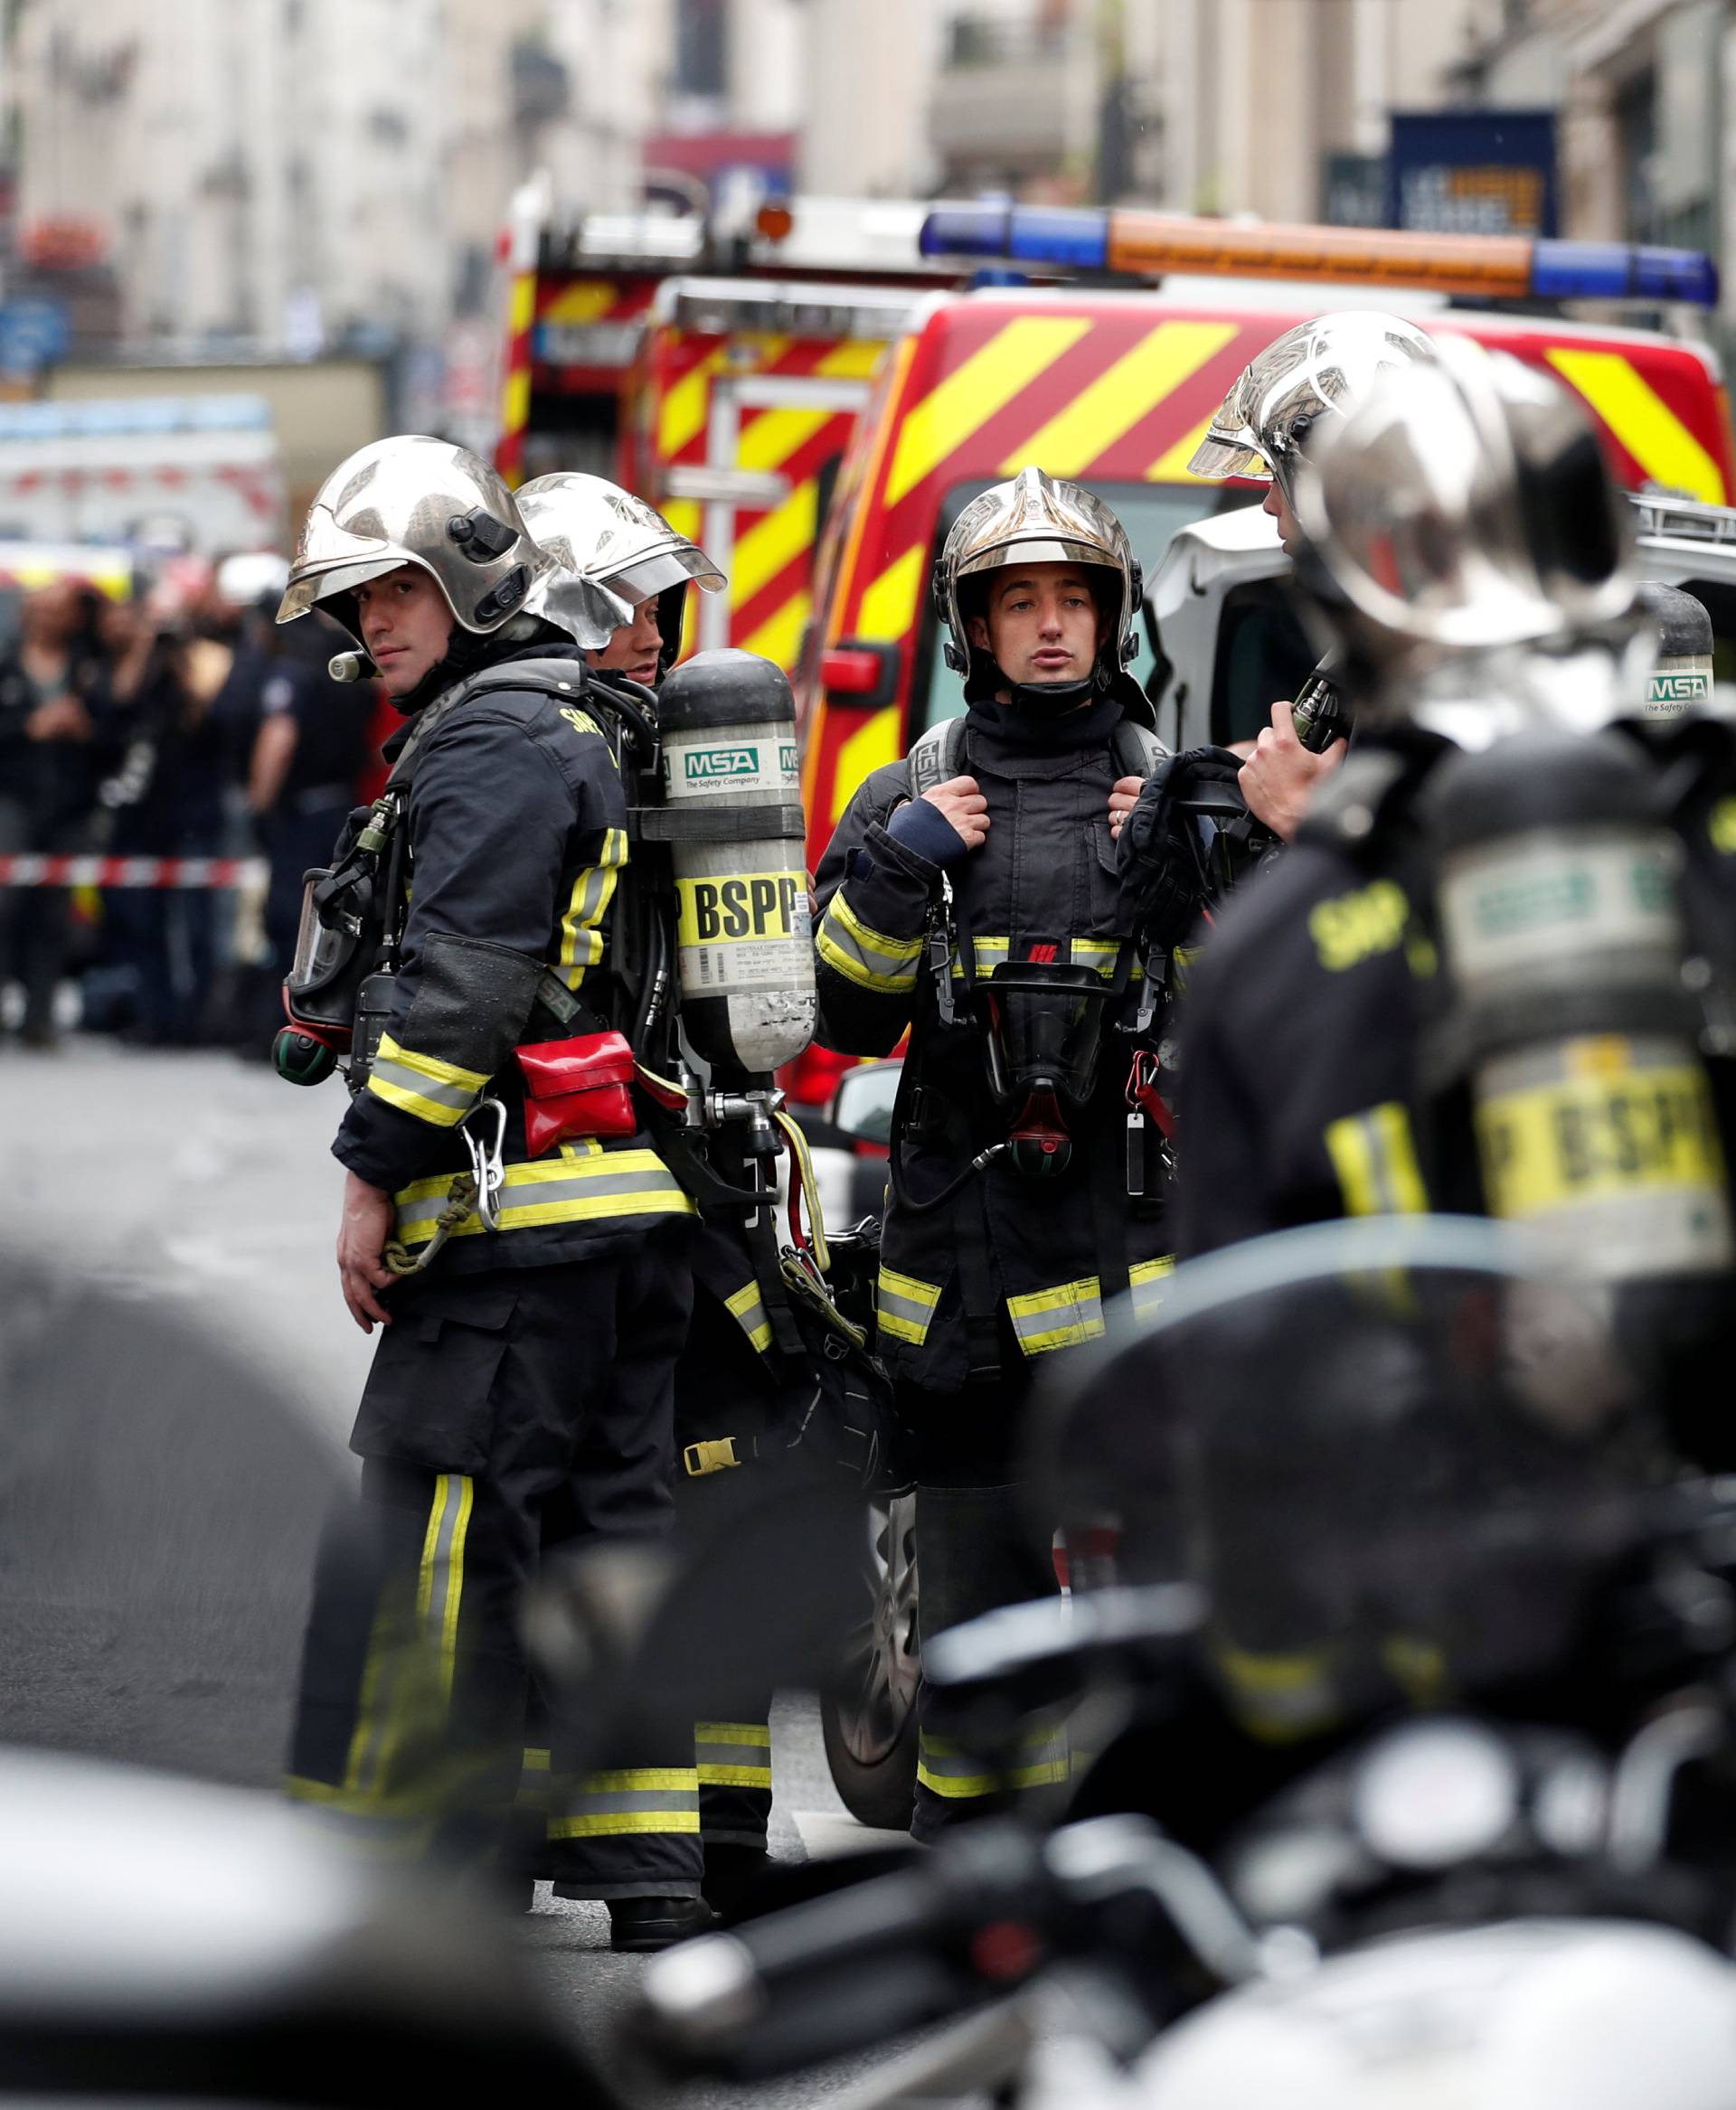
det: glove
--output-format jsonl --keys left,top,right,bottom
{"left": 1117, "top": 745, "right": 1250, "bottom": 947}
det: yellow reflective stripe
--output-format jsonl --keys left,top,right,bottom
{"left": 918, "top": 1726, "right": 1068, "bottom": 1798}
{"left": 549, "top": 1764, "right": 703, "bottom": 1838}
{"left": 695, "top": 1719, "right": 774, "bottom": 1788}
{"left": 949, "top": 936, "right": 1138, "bottom": 982}
{"left": 558, "top": 829, "right": 627, "bottom": 991}
{"left": 724, "top": 1277, "right": 774, "bottom": 1353}
{"left": 552, "top": 1811, "right": 703, "bottom": 1836}
{"left": 367, "top": 1034, "right": 488, "bottom": 1127}
{"left": 1129, "top": 1255, "right": 1175, "bottom": 1321}
{"left": 1325, "top": 1103, "right": 1429, "bottom": 1217}
{"left": 1005, "top": 319, "right": 1240, "bottom": 476}
{"left": 415, "top": 1473, "right": 473, "bottom": 1705}
{"left": 1006, "top": 1276, "right": 1105, "bottom": 1356}
{"left": 392, "top": 1148, "right": 694, "bottom": 1247}
{"left": 1546, "top": 348, "right": 1726, "bottom": 504}
{"left": 857, "top": 545, "right": 926, "bottom": 642}
{"left": 877, "top": 1264, "right": 941, "bottom": 1346}
{"left": 817, "top": 890, "right": 923, "bottom": 991}
{"left": 1213, "top": 1638, "right": 1340, "bottom": 1744}
{"left": 885, "top": 316, "right": 1093, "bottom": 508}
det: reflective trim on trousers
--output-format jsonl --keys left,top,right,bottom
{"left": 1128, "top": 1254, "right": 1174, "bottom": 1322}
{"left": 415, "top": 1472, "right": 474, "bottom": 1703}
{"left": 366, "top": 1035, "right": 487, "bottom": 1127}
{"left": 916, "top": 1726, "right": 1070, "bottom": 1800}
{"left": 816, "top": 890, "right": 924, "bottom": 992}
{"left": 1006, "top": 1276, "right": 1104, "bottom": 1356}
{"left": 548, "top": 1766, "right": 703, "bottom": 1838}
{"left": 876, "top": 1263, "right": 942, "bottom": 1347}
{"left": 694, "top": 1720, "right": 773, "bottom": 1790}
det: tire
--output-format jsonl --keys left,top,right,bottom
{"left": 821, "top": 1491, "right": 921, "bottom": 1832}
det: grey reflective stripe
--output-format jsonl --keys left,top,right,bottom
{"left": 817, "top": 895, "right": 924, "bottom": 984}
{"left": 422, "top": 1474, "right": 468, "bottom": 1697}
{"left": 566, "top": 1788, "right": 701, "bottom": 1816}
{"left": 695, "top": 1738, "right": 772, "bottom": 1772}
{"left": 394, "top": 1160, "right": 688, "bottom": 1240}
{"left": 1007, "top": 1282, "right": 1103, "bottom": 1354}
{"left": 877, "top": 1280, "right": 938, "bottom": 1340}
{"left": 369, "top": 1051, "right": 478, "bottom": 1116}
{"left": 915, "top": 1741, "right": 991, "bottom": 1781}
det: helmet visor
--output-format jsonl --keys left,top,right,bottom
{"left": 604, "top": 546, "right": 727, "bottom": 604}
{"left": 277, "top": 552, "right": 420, "bottom": 625}
{"left": 1184, "top": 429, "right": 1272, "bottom": 484}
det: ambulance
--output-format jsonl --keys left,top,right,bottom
{"left": 796, "top": 205, "right": 1736, "bottom": 868}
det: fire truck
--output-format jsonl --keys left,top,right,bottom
{"left": 796, "top": 205, "right": 1735, "bottom": 867}
{"left": 494, "top": 187, "right": 975, "bottom": 675}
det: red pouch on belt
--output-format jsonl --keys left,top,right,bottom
{"left": 515, "top": 1031, "right": 637, "bottom": 1155}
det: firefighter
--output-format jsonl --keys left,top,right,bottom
{"left": 1184, "top": 310, "right": 1438, "bottom": 839}
{"left": 278, "top": 437, "right": 711, "bottom": 1952}
{"left": 812, "top": 466, "right": 1186, "bottom": 1840}
{"left": 1176, "top": 344, "right": 1736, "bottom": 1471}
{"left": 518, "top": 472, "right": 790, "bottom": 1915}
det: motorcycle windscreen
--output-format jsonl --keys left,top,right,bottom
{"left": 1025, "top": 1216, "right": 1667, "bottom": 1733}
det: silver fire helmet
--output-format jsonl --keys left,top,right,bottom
{"left": 1188, "top": 312, "right": 1437, "bottom": 497}
{"left": 518, "top": 473, "right": 725, "bottom": 676}
{"left": 1289, "top": 335, "right": 1640, "bottom": 741}
{"left": 277, "top": 436, "right": 552, "bottom": 646}
{"left": 933, "top": 466, "right": 1140, "bottom": 684}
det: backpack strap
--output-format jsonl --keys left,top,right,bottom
{"left": 1110, "top": 716, "right": 1168, "bottom": 782}
{"left": 384, "top": 657, "right": 604, "bottom": 793}
{"left": 905, "top": 713, "right": 967, "bottom": 803}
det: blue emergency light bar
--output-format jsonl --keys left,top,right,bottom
{"left": 918, "top": 204, "right": 1720, "bottom": 309}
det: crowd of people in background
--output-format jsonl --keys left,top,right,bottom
{"left": 0, "top": 560, "right": 379, "bottom": 1053}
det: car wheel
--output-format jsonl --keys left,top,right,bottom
{"left": 821, "top": 1491, "right": 920, "bottom": 1832}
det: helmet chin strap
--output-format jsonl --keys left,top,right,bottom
{"left": 965, "top": 647, "right": 1100, "bottom": 718}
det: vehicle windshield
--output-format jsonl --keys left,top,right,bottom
{"left": 918, "top": 479, "right": 1255, "bottom": 732}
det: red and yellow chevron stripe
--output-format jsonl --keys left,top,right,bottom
{"left": 801, "top": 295, "right": 1736, "bottom": 848}
{"left": 647, "top": 325, "right": 891, "bottom": 677}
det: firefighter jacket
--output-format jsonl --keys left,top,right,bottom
{"left": 813, "top": 693, "right": 1173, "bottom": 1392}
{"left": 1172, "top": 729, "right": 1464, "bottom": 1259}
{"left": 331, "top": 642, "right": 694, "bottom": 1271}
{"left": 1172, "top": 714, "right": 1736, "bottom": 1258}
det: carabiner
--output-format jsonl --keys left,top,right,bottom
{"left": 463, "top": 1097, "right": 508, "bottom": 1230}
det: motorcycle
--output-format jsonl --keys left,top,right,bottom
{"left": 629, "top": 1216, "right": 1736, "bottom": 2107}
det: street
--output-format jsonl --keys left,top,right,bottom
{"left": 2, "top": 1039, "right": 910, "bottom": 2105}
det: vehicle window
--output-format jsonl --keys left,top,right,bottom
{"left": 1213, "top": 582, "right": 1318, "bottom": 747}
{"left": 917, "top": 480, "right": 1255, "bottom": 732}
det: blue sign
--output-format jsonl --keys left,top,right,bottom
{"left": 0, "top": 297, "right": 70, "bottom": 374}
{"left": 1388, "top": 112, "right": 1558, "bottom": 238}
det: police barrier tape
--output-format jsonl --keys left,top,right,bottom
{"left": 0, "top": 855, "right": 268, "bottom": 889}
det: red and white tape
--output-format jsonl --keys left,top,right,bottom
{"left": 0, "top": 855, "right": 269, "bottom": 889}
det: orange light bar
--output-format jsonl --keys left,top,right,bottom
{"left": 1104, "top": 212, "right": 1533, "bottom": 299}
